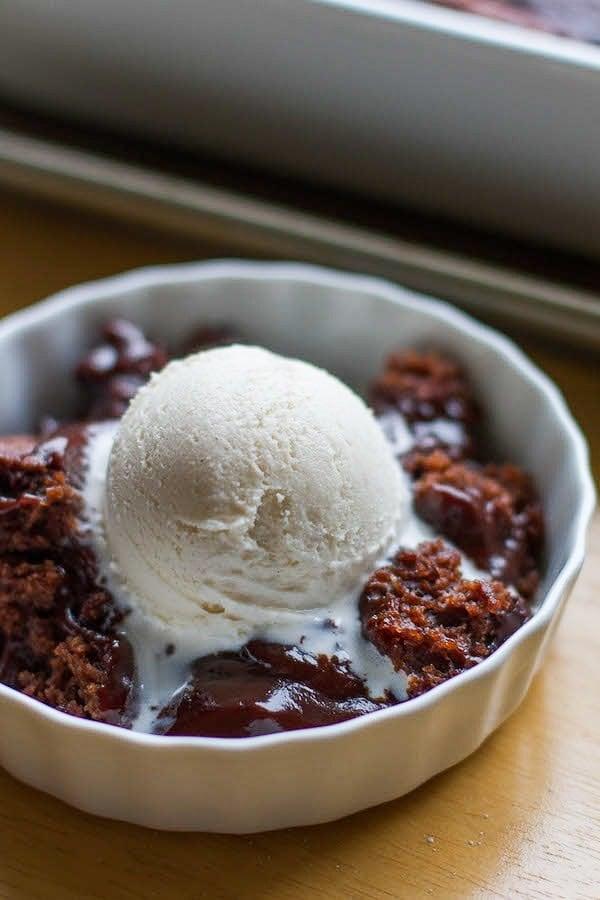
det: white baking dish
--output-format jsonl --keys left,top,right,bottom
{"left": 1, "top": 1, "right": 600, "bottom": 256}
{"left": 0, "top": 261, "right": 594, "bottom": 832}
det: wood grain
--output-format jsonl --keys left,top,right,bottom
{"left": 0, "top": 191, "right": 598, "bottom": 900}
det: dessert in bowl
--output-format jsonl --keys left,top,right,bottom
{"left": 1, "top": 321, "right": 538, "bottom": 736}
{"left": 0, "top": 261, "right": 594, "bottom": 830}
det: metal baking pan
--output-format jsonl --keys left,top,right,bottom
{"left": 0, "top": 114, "right": 599, "bottom": 350}
{"left": 1, "top": 1, "right": 600, "bottom": 257}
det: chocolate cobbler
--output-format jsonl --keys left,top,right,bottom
{"left": 0, "top": 320, "right": 543, "bottom": 738}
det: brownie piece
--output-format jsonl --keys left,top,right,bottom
{"left": 360, "top": 539, "right": 529, "bottom": 698}
{"left": 0, "top": 435, "right": 79, "bottom": 554}
{"left": 76, "top": 318, "right": 168, "bottom": 420}
{"left": 0, "top": 434, "right": 134, "bottom": 724}
{"left": 370, "top": 350, "right": 480, "bottom": 463}
{"left": 413, "top": 450, "right": 543, "bottom": 598}
{"left": 155, "top": 641, "right": 388, "bottom": 737}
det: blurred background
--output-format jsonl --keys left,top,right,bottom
{"left": 1, "top": 0, "right": 600, "bottom": 351}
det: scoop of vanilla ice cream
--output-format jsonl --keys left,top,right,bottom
{"left": 105, "top": 345, "right": 407, "bottom": 639}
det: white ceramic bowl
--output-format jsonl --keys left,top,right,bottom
{"left": 0, "top": 261, "right": 594, "bottom": 832}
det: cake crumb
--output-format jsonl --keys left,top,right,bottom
{"left": 361, "top": 539, "right": 530, "bottom": 698}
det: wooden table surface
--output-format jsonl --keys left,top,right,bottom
{"left": 0, "top": 192, "right": 598, "bottom": 900}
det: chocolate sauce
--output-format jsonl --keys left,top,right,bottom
{"left": 413, "top": 454, "right": 543, "bottom": 599}
{"left": 154, "top": 642, "right": 389, "bottom": 738}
